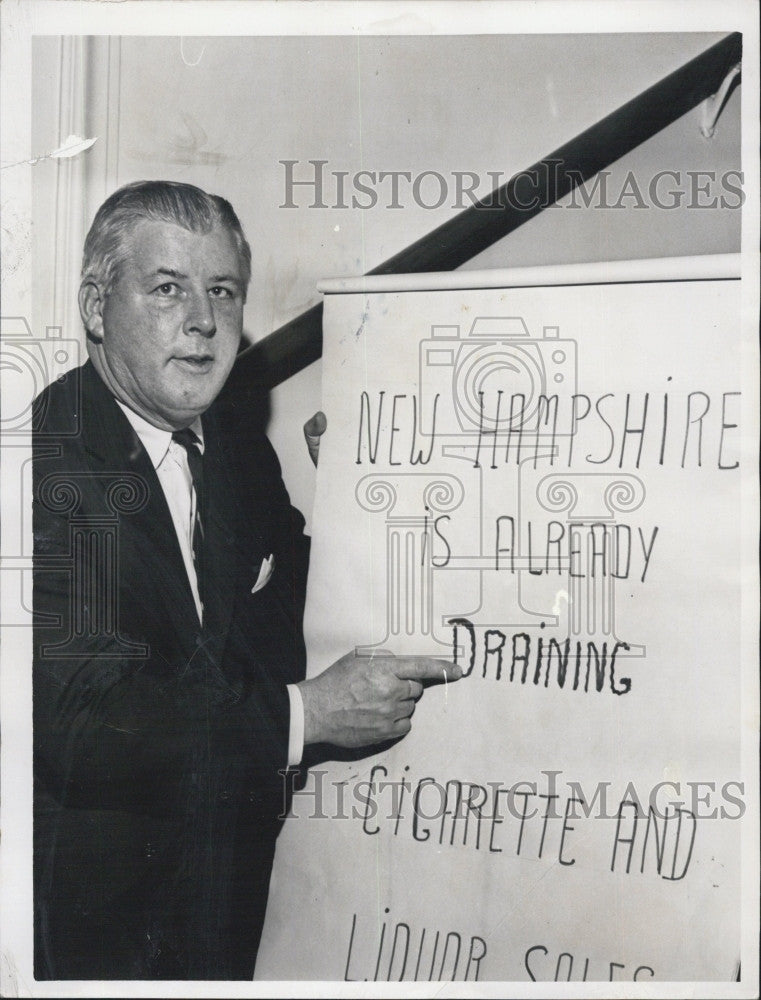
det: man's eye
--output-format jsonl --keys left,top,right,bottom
{"left": 209, "top": 286, "right": 234, "bottom": 299}
{"left": 155, "top": 283, "right": 178, "bottom": 296}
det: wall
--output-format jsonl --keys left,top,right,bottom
{"left": 32, "top": 32, "right": 741, "bottom": 529}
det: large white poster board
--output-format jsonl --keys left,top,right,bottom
{"left": 257, "top": 260, "right": 750, "bottom": 984}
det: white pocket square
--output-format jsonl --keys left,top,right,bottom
{"left": 251, "top": 554, "right": 275, "bottom": 593}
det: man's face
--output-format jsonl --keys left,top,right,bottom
{"left": 88, "top": 218, "right": 245, "bottom": 429}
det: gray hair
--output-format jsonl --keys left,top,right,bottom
{"left": 81, "top": 180, "right": 252, "bottom": 299}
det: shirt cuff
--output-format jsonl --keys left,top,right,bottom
{"left": 286, "top": 683, "right": 305, "bottom": 767}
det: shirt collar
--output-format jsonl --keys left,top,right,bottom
{"left": 115, "top": 400, "right": 205, "bottom": 470}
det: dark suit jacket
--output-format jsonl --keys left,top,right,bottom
{"left": 33, "top": 360, "right": 308, "bottom": 980}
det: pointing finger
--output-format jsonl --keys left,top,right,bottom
{"left": 393, "top": 658, "right": 462, "bottom": 682}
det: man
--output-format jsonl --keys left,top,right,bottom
{"left": 33, "top": 180, "right": 460, "bottom": 980}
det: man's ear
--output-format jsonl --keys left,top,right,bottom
{"left": 79, "top": 281, "right": 106, "bottom": 342}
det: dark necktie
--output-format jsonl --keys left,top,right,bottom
{"left": 172, "top": 427, "right": 205, "bottom": 610}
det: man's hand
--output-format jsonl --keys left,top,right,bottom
{"left": 298, "top": 652, "right": 462, "bottom": 748}
{"left": 303, "top": 411, "right": 327, "bottom": 467}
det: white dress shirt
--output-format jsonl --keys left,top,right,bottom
{"left": 115, "top": 400, "right": 304, "bottom": 766}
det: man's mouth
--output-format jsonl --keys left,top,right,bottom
{"left": 173, "top": 355, "right": 214, "bottom": 373}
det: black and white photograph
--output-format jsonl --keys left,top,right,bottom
{"left": 0, "top": 1, "right": 758, "bottom": 996}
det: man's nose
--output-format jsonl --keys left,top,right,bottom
{"left": 183, "top": 292, "right": 216, "bottom": 338}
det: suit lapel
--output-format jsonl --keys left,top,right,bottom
{"left": 80, "top": 363, "right": 201, "bottom": 655}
